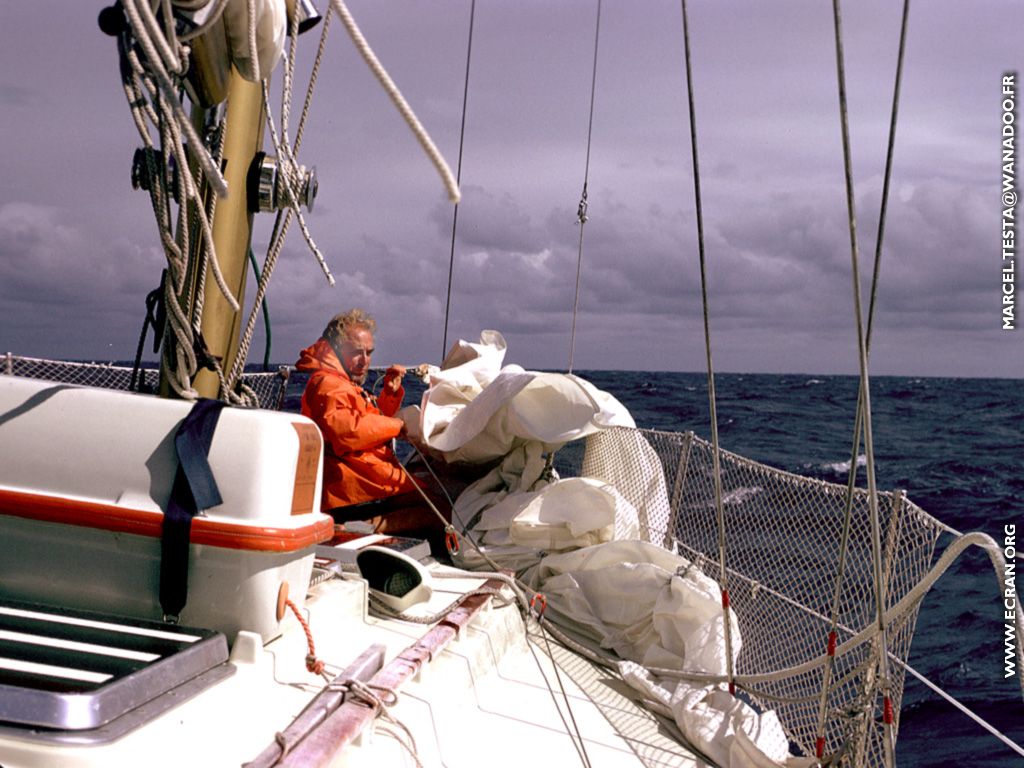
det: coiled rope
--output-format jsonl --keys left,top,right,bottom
{"left": 118, "top": 0, "right": 462, "bottom": 403}
{"left": 121, "top": 0, "right": 228, "bottom": 196}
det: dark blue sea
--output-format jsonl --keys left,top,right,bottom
{"left": 284, "top": 370, "right": 1023, "bottom": 767}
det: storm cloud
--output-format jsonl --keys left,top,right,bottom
{"left": 0, "top": 0, "right": 1019, "bottom": 376}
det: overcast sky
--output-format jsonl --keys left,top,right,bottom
{"left": 0, "top": 1, "right": 1020, "bottom": 377}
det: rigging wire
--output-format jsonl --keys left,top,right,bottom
{"left": 567, "top": 0, "right": 603, "bottom": 374}
{"left": 524, "top": 618, "right": 595, "bottom": 768}
{"left": 829, "top": 0, "right": 895, "bottom": 763}
{"left": 678, "top": 0, "right": 736, "bottom": 695}
{"left": 815, "top": 0, "right": 912, "bottom": 757}
{"left": 898, "top": 659, "right": 1024, "bottom": 759}
{"left": 394, "top": 446, "right": 595, "bottom": 767}
{"left": 441, "top": 0, "right": 476, "bottom": 362}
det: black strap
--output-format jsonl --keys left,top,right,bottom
{"left": 129, "top": 269, "right": 167, "bottom": 393}
{"left": 160, "top": 398, "right": 226, "bottom": 621}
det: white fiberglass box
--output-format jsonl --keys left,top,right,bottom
{"left": 0, "top": 375, "right": 332, "bottom": 643}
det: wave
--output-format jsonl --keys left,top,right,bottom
{"left": 721, "top": 486, "right": 763, "bottom": 506}
{"left": 812, "top": 454, "right": 867, "bottom": 474}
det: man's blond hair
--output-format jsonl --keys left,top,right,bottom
{"left": 322, "top": 308, "right": 376, "bottom": 345}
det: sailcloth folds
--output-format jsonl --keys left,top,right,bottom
{"left": 402, "top": 331, "right": 635, "bottom": 464}
{"left": 401, "top": 332, "right": 801, "bottom": 766}
{"left": 222, "top": 0, "right": 287, "bottom": 81}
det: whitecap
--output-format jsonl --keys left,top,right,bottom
{"left": 720, "top": 486, "right": 763, "bottom": 506}
{"left": 821, "top": 454, "right": 867, "bottom": 473}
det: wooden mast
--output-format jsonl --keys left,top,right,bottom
{"left": 155, "top": 0, "right": 317, "bottom": 400}
{"left": 191, "top": 69, "right": 265, "bottom": 399}
{"left": 156, "top": 9, "right": 267, "bottom": 401}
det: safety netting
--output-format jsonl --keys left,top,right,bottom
{"left": 2, "top": 354, "right": 289, "bottom": 411}
{"left": 554, "top": 426, "right": 947, "bottom": 766}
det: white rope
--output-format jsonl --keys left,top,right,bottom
{"left": 225, "top": 12, "right": 340, "bottom": 396}
{"left": 139, "top": 0, "right": 183, "bottom": 75}
{"left": 329, "top": 0, "right": 461, "bottom": 203}
{"left": 121, "top": 0, "right": 228, "bottom": 196}
{"left": 223, "top": 8, "right": 344, "bottom": 396}
{"left": 120, "top": 66, "right": 157, "bottom": 144}
{"left": 119, "top": 0, "right": 286, "bottom": 399}
{"left": 119, "top": 0, "right": 456, "bottom": 400}
{"left": 262, "top": 87, "right": 334, "bottom": 284}
{"left": 129, "top": 97, "right": 197, "bottom": 400}
{"left": 293, "top": 7, "right": 334, "bottom": 153}
{"left": 120, "top": 8, "right": 239, "bottom": 313}
{"left": 280, "top": 1, "right": 300, "bottom": 144}
{"left": 246, "top": 0, "right": 262, "bottom": 81}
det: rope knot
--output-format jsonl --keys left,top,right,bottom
{"left": 342, "top": 679, "right": 399, "bottom": 712}
{"left": 335, "top": 677, "right": 421, "bottom": 762}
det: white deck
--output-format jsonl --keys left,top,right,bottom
{"left": 0, "top": 567, "right": 703, "bottom": 768}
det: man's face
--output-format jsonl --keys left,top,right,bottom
{"left": 338, "top": 328, "right": 374, "bottom": 385}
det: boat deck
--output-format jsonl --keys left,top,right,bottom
{"left": 0, "top": 565, "right": 703, "bottom": 768}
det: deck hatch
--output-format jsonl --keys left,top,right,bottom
{"left": 0, "top": 600, "right": 230, "bottom": 730}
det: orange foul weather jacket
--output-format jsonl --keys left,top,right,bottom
{"left": 295, "top": 338, "right": 416, "bottom": 510}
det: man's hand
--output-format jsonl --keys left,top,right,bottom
{"left": 382, "top": 364, "right": 406, "bottom": 395}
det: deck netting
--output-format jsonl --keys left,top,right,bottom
{"left": 555, "top": 426, "right": 944, "bottom": 764}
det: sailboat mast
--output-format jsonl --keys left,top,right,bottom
{"left": 190, "top": 71, "right": 266, "bottom": 399}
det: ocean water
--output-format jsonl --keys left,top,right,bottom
{"left": 284, "top": 370, "right": 1023, "bottom": 767}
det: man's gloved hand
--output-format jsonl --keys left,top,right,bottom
{"left": 382, "top": 364, "right": 407, "bottom": 395}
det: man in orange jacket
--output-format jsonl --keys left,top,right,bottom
{"left": 295, "top": 308, "right": 419, "bottom": 516}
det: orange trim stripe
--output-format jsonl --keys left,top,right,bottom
{"left": 0, "top": 488, "right": 334, "bottom": 553}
